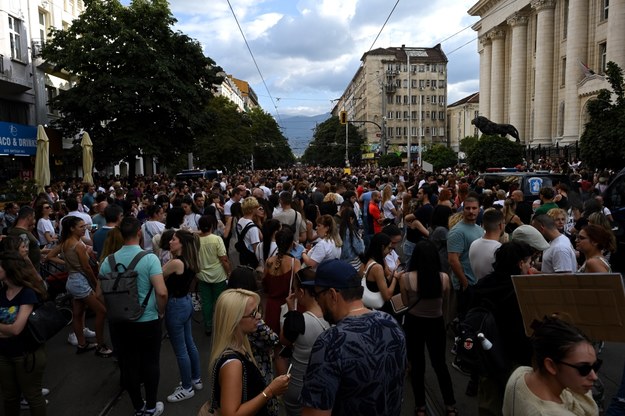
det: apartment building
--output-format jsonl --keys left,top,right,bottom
{"left": 1, "top": 0, "right": 83, "bottom": 179}
{"left": 469, "top": 0, "right": 620, "bottom": 146}
{"left": 447, "top": 92, "right": 480, "bottom": 152}
{"left": 334, "top": 44, "right": 448, "bottom": 163}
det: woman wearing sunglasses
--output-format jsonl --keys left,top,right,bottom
{"left": 206, "top": 289, "right": 290, "bottom": 416}
{"left": 503, "top": 316, "right": 599, "bottom": 415}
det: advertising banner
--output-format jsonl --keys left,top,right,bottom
{"left": 0, "top": 122, "right": 37, "bottom": 155}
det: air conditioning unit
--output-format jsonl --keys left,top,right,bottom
{"left": 432, "top": 86, "right": 437, "bottom": 90}
{"left": 419, "top": 87, "right": 425, "bottom": 90}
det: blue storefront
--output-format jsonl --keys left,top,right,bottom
{"left": 0, "top": 121, "right": 38, "bottom": 183}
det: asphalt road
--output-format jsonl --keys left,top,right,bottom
{"left": 3, "top": 310, "right": 623, "bottom": 416}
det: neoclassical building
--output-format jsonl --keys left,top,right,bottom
{"left": 469, "top": 0, "right": 619, "bottom": 146}
{"left": 447, "top": 92, "right": 480, "bottom": 152}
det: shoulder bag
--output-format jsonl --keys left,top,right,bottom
{"left": 361, "top": 261, "right": 385, "bottom": 309}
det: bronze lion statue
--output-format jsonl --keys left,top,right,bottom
{"left": 471, "top": 116, "right": 520, "bottom": 143}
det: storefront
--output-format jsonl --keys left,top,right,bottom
{"left": 0, "top": 121, "right": 37, "bottom": 183}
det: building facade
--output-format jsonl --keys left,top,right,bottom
{"left": 334, "top": 44, "right": 448, "bottom": 163}
{"left": 469, "top": 0, "right": 619, "bottom": 146}
{"left": 447, "top": 92, "right": 480, "bottom": 152}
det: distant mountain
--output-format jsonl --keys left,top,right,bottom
{"left": 279, "top": 113, "right": 330, "bottom": 157}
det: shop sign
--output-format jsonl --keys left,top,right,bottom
{"left": 0, "top": 122, "right": 37, "bottom": 155}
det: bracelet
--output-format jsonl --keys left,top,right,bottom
{"left": 262, "top": 391, "right": 269, "bottom": 399}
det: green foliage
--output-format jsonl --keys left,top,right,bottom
{"left": 459, "top": 136, "right": 479, "bottom": 158}
{"left": 247, "top": 108, "right": 295, "bottom": 169}
{"left": 580, "top": 61, "right": 625, "bottom": 170}
{"left": 378, "top": 153, "right": 403, "bottom": 167}
{"left": 467, "top": 135, "right": 524, "bottom": 171}
{"left": 41, "top": 0, "right": 223, "bottom": 178}
{"left": 1, "top": 178, "right": 39, "bottom": 202}
{"left": 422, "top": 144, "right": 457, "bottom": 171}
{"left": 300, "top": 116, "right": 365, "bottom": 166}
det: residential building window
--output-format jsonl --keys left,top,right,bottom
{"left": 599, "top": 42, "right": 607, "bottom": 73}
{"left": 430, "top": 111, "right": 436, "bottom": 120}
{"left": 395, "top": 127, "right": 402, "bottom": 136}
{"left": 387, "top": 95, "right": 393, "bottom": 104}
{"left": 421, "top": 111, "right": 425, "bottom": 120}
{"left": 387, "top": 111, "right": 393, "bottom": 119}
{"left": 439, "top": 95, "right": 445, "bottom": 105}
{"left": 425, "top": 64, "right": 430, "bottom": 72}
{"left": 396, "top": 95, "right": 402, "bottom": 104}
{"left": 39, "top": 10, "right": 49, "bottom": 42}
{"left": 419, "top": 80, "right": 425, "bottom": 89}
{"left": 403, "top": 127, "right": 407, "bottom": 136}
{"left": 438, "top": 80, "right": 446, "bottom": 88}
{"left": 8, "top": 16, "right": 23, "bottom": 60}
{"left": 46, "top": 86, "right": 58, "bottom": 114}
{"left": 563, "top": 0, "right": 569, "bottom": 39}
{"left": 418, "top": 64, "right": 425, "bottom": 72}
{"left": 395, "top": 111, "right": 401, "bottom": 119}
{"left": 411, "top": 111, "right": 418, "bottom": 119}
{"left": 387, "top": 127, "right": 393, "bottom": 137}
{"left": 431, "top": 95, "right": 437, "bottom": 104}
{"left": 411, "top": 65, "right": 417, "bottom": 73}
{"left": 411, "top": 127, "right": 417, "bottom": 137}
{"left": 411, "top": 80, "right": 418, "bottom": 88}
{"left": 395, "top": 79, "right": 401, "bottom": 87}
{"left": 411, "top": 95, "right": 418, "bottom": 104}
{"left": 403, "top": 111, "right": 409, "bottom": 119}
{"left": 403, "top": 95, "right": 409, "bottom": 104}
{"left": 403, "top": 79, "right": 408, "bottom": 88}
{"left": 603, "top": 0, "right": 609, "bottom": 20}
{"left": 439, "top": 111, "right": 445, "bottom": 120}
{"left": 431, "top": 64, "right": 437, "bottom": 72}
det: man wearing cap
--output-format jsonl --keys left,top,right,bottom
{"left": 510, "top": 225, "right": 550, "bottom": 273}
{"left": 300, "top": 259, "right": 406, "bottom": 416}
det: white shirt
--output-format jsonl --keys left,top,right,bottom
{"left": 542, "top": 234, "right": 577, "bottom": 273}
{"left": 37, "top": 218, "right": 56, "bottom": 246}
{"left": 236, "top": 218, "right": 261, "bottom": 251}
{"left": 61, "top": 211, "right": 93, "bottom": 242}
{"left": 469, "top": 238, "right": 502, "bottom": 280}
{"left": 142, "top": 220, "right": 165, "bottom": 251}
{"left": 307, "top": 238, "right": 341, "bottom": 268}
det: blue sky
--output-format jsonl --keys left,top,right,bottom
{"left": 149, "top": 1, "right": 481, "bottom": 117}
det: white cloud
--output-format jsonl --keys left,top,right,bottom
{"left": 168, "top": 0, "right": 480, "bottom": 117}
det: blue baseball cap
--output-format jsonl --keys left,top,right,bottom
{"left": 300, "top": 259, "right": 361, "bottom": 289}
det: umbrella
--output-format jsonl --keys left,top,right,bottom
{"left": 81, "top": 132, "right": 94, "bottom": 184}
{"left": 34, "top": 125, "right": 50, "bottom": 193}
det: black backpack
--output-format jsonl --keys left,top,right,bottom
{"left": 235, "top": 222, "right": 259, "bottom": 268}
{"left": 452, "top": 304, "right": 509, "bottom": 383}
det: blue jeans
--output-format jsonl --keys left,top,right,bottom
{"left": 165, "top": 295, "right": 201, "bottom": 389}
{"left": 402, "top": 240, "right": 416, "bottom": 264}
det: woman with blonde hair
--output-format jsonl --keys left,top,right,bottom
{"left": 207, "top": 289, "right": 290, "bottom": 416}
{"left": 381, "top": 185, "right": 400, "bottom": 224}
{"left": 236, "top": 197, "right": 263, "bottom": 268}
{"left": 301, "top": 215, "right": 342, "bottom": 270}
{"left": 546, "top": 208, "right": 568, "bottom": 235}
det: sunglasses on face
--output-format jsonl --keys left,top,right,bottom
{"left": 556, "top": 359, "right": 602, "bottom": 376}
{"left": 243, "top": 307, "right": 262, "bottom": 319}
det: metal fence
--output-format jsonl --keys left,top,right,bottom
{"left": 524, "top": 141, "right": 580, "bottom": 163}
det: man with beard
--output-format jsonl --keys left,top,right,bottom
{"left": 300, "top": 259, "right": 406, "bottom": 416}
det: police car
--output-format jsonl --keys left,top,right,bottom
{"left": 472, "top": 168, "right": 572, "bottom": 202}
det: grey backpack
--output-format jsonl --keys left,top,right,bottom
{"left": 99, "top": 251, "right": 153, "bottom": 322}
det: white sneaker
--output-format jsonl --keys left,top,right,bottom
{"left": 144, "top": 401, "right": 165, "bottom": 415}
{"left": 83, "top": 327, "right": 96, "bottom": 338}
{"left": 167, "top": 385, "right": 194, "bottom": 402}
{"left": 192, "top": 378, "right": 203, "bottom": 390}
{"left": 67, "top": 332, "right": 78, "bottom": 346}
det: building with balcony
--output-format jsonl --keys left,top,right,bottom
{"left": 447, "top": 92, "right": 480, "bottom": 152}
{"left": 469, "top": 0, "right": 620, "bottom": 147}
{"left": 1, "top": 0, "right": 83, "bottom": 180}
{"left": 230, "top": 77, "right": 259, "bottom": 112}
{"left": 334, "top": 44, "right": 448, "bottom": 164}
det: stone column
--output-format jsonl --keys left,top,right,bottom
{"left": 531, "top": 0, "right": 556, "bottom": 146}
{"left": 489, "top": 29, "right": 506, "bottom": 122}
{"left": 607, "top": 0, "right": 625, "bottom": 71}
{"left": 507, "top": 13, "right": 529, "bottom": 143}
{"left": 479, "top": 35, "right": 492, "bottom": 119}
{"left": 562, "top": 0, "right": 588, "bottom": 144}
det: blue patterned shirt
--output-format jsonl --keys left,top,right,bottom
{"left": 300, "top": 310, "right": 406, "bottom": 415}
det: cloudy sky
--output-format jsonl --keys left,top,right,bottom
{"left": 167, "top": 0, "right": 481, "bottom": 119}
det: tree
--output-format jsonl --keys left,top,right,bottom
{"left": 378, "top": 153, "right": 402, "bottom": 168}
{"left": 459, "top": 136, "right": 479, "bottom": 159}
{"left": 301, "top": 116, "right": 365, "bottom": 166}
{"left": 467, "top": 135, "right": 524, "bottom": 171}
{"left": 580, "top": 61, "right": 625, "bottom": 170}
{"left": 422, "top": 144, "right": 458, "bottom": 170}
{"left": 247, "top": 108, "right": 295, "bottom": 169}
{"left": 41, "top": 0, "right": 223, "bottom": 179}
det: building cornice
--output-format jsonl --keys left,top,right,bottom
{"left": 468, "top": 0, "right": 500, "bottom": 16}
{"left": 487, "top": 28, "right": 506, "bottom": 40}
{"left": 479, "top": 34, "right": 492, "bottom": 46}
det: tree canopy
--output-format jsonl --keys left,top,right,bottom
{"left": 422, "top": 144, "right": 458, "bottom": 171}
{"left": 41, "top": 0, "right": 223, "bottom": 177}
{"left": 580, "top": 61, "right": 625, "bottom": 170}
{"left": 301, "top": 116, "right": 365, "bottom": 166}
{"left": 467, "top": 135, "right": 524, "bottom": 171}
{"left": 193, "top": 97, "right": 294, "bottom": 171}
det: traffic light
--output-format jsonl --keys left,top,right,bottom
{"left": 339, "top": 111, "right": 347, "bottom": 124}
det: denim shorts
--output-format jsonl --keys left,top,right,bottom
{"left": 66, "top": 272, "right": 93, "bottom": 299}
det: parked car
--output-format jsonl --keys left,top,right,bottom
{"left": 472, "top": 169, "right": 573, "bottom": 203}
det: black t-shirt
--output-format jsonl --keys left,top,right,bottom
{"left": 165, "top": 261, "right": 195, "bottom": 298}
{"left": 0, "top": 286, "right": 38, "bottom": 357}
{"left": 407, "top": 203, "right": 433, "bottom": 243}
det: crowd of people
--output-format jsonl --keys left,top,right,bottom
{"left": 0, "top": 161, "right": 622, "bottom": 416}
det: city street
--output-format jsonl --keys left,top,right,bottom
{"left": 2, "top": 311, "right": 623, "bottom": 416}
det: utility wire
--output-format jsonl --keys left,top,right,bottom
{"left": 367, "top": 0, "right": 401, "bottom": 52}
{"left": 226, "top": 0, "right": 283, "bottom": 125}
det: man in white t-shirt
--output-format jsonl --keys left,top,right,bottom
{"left": 469, "top": 209, "right": 504, "bottom": 280}
{"left": 532, "top": 214, "right": 577, "bottom": 273}
{"left": 223, "top": 187, "right": 243, "bottom": 241}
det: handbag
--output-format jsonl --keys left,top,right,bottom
{"left": 26, "top": 301, "right": 73, "bottom": 345}
{"left": 280, "top": 258, "right": 296, "bottom": 328}
{"left": 361, "top": 261, "right": 385, "bottom": 309}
